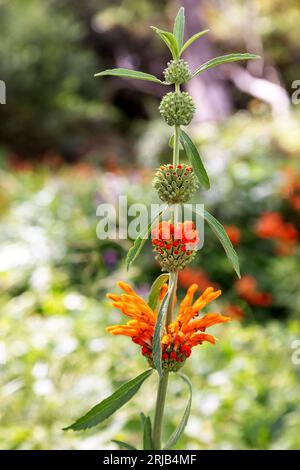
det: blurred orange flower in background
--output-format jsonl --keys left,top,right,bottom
{"left": 224, "top": 304, "right": 245, "bottom": 320}
{"left": 178, "top": 268, "right": 219, "bottom": 291}
{"left": 281, "top": 167, "right": 300, "bottom": 212}
{"left": 224, "top": 225, "right": 241, "bottom": 246}
{"left": 8, "top": 154, "right": 34, "bottom": 172}
{"left": 255, "top": 212, "right": 283, "bottom": 239}
{"left": 72, "top": 162, "right": 95, "bottom": 177}
{"left": 255, "top": 212, "right": 298, "bottom": 255}
{"left": 235, "top": 275, "right": 272, "bottom": 307}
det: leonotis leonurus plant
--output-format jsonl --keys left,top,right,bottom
{"left": 64, "top": 7, "right": 259, "bottom": 451}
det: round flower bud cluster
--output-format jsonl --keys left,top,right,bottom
{"left": 143, "top": 343, "right": 191, "bottom": 372}
{"left": 159, "top": 91, "right": 195, "bottom": 126}
{"left": 152, "top": 221, "right": 199, "bottom": 272}
{"left": 163, "top": 59, "right": 191, "bottom": 85}
{"left": 153, "top": 163, "right": 199, "bottom": 203}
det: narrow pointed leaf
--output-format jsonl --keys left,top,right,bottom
{"left": 112, "top": 440, "right": 137, "bottom": 450}
{"left": 143, "top": 416, "right": 154, "bottom": 450}
{"left": 163, "top": 373, "right": 192, "bottom": 450}
{"left": 153, "top": 276, "right": 175, "bottom": 376}
{"left": 151, "top": 27, "right": 179, "bottom": 59}
{"left": 179, "top": 129, "right": 210, "bottom": 189}
{"left": 94, "top": 68, "right": 164, "bottom": 84}
{"left": 192, "top": 53, "right": 260, "bottom": 77}
{"left": 126, "top": 229, "right": 148, "bottom": 271}
{"left": 63, "top": 369, "right": 153, "bottom": 431}
{"left": 169, "top": 134, "right": 174, "bottom": 149}
{"left": 148, "top": 273, "right": 170, "bottom": 311}
{"left": 126, "top": 206, "right": 166, "bottom": 270}
{"left": 173, "top": 7, "right": 185, "bottom": 50}
{"left": 180, "top": 29, "right": 209, "bottom": 55}
{"left": 140, "top": 412, "right": 146, "bottom": 427}
{"left": 193, "top": 207, "right": 241, "bottom": 277}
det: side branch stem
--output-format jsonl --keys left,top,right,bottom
{"left": 152, "top": 371, "right": 169, "bottom": 449}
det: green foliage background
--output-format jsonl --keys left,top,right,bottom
{"left": 0, "top": 0, "right": 300, "bottom": 450}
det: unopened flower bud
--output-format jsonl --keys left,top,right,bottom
{"left": 159, "top": 91, "right": 195, "bottom": 126}
{"left": 163, "top": 59, "right": 191, "bottom": 85}
{"left": 152, "top": 221, "right": 199, "bottom": 272}
{"left": 153, "top": 163, "right": 198, "bottom": 203}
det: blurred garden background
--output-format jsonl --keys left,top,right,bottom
{"left": 0, "top": 0, "right": 300, "bottom": 450}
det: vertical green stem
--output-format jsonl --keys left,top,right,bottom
{"left": 173, "top": 83, "right": 180, "bottom": 168}
{"left": 152, "top": 372, "right": 169, "bottom": 449}
{"left": 152, "top": 271, "right": 177, "bottom": 449}
{"left": 173, "top": 125, "right": 180, "bottom": 167}
{"left": 172, "top": 82, "right": 180, "bottom": 226}
{"left": 152, "top": 83, "right": 181, "bottom": 450}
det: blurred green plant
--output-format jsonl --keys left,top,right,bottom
{"left": 1, "top": 259, "right": 300, "bottom": 450}
{"left": 0, "top": 0, "right": 102, "bottom": 156}
{"left": 0, "top": 0, "right": 300, "bottom": 450}
{"left": 0, "top": 150, "right": 299, "bottom": 449}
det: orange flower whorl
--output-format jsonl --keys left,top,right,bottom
{"left": 106, "top": 281, "right": 229, "bottom": 372}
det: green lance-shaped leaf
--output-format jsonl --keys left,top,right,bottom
{"left": 191, "top": 53, "right": 260, "bottom": 78}
{"left": 140, "top": 411, "right": 146, "bottom": 426}
{"left": 147, "top": 273, "right": 170, "bottom": 311}
{"left": 153, "top": 276, "right": 175, "bottom": 376}
{"left": 112, "top": 440, "right": 137, "bottom": 450}
{"left": 126, "top": 206, "right": 166, "bottom": 271}
{"left": 179, "top": 129, "right": 210, "bottom": 189}
{"left": 163, "top": 373, "right": 192, "bottom": 450}
{"left": 63, "top": 369, "right": 153, "bottom": 431}
{"left": 151, "top": 27, "right": 179, "bottom": 59}
{"left": 143, "top": 416, "right": 154, "bottom": 450}
{"left": 179, "top": 29, "right": 209, "bottom": 56}
{"left": 193, "top": 207, "right": 241, "bottom": 278}
{"left": 173, "top": 7, "right": 185, "bottom": 50}
{"left": 94, "top": 68, "right": 165, "bottom": 84}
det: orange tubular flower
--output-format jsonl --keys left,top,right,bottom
{"left": 106, "top": 281, "right": 230, "bottom": 372}
{"left": 152, "top": 220, "right": 200, "bottom": 272}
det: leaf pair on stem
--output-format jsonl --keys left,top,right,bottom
{"left": 64, "top": 366, "right": 191, "bottom": 451}
{"left": 95, "top": 7, "right": 259, "bottom": 84}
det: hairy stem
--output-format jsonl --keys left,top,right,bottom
{"left": 173, "top": 82, "right": 180, "bottom": 167}
{"left": 152, "top": 83, "right": 181, "bottom": 450}
{"left": 152, "top": 371, "right": 169, "bottom": 449}
{"left": 152, "top": 271, "right": 177, "bottom": 449}
{"left": 173, "top": 125, "right": 180, "bottom": 167}
{"left": 172, "top": 90, "right": 180, "bottom": 226}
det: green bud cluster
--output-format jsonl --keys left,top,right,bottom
{"left": 159, "top": 91, "right": 195, "bottom": 126}
{"left": 153, "top": 163, "right": 198, "bottom": 203}
{"left": 146, "top": 356, "right": 185, "bottom": 372}
{"left": 163, "top": 59, "right": 191, "bottom": 85}
{"left": 152, "top": 241, "right": 197, "bottom": 272}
